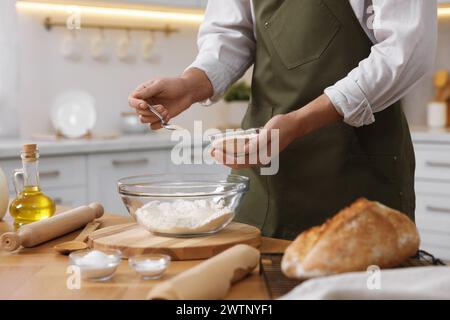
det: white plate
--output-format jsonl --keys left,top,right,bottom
{"left": 51, "top": 90, "right": 96, "bottom": 138}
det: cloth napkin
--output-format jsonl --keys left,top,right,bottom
{"left": 280, "top": 266, "right": 450, "bottom": 300}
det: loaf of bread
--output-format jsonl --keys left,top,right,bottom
{"left": 281, "top": 198, "right": 420, "bottom": 279}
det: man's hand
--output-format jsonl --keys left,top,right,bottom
{"left": 211, "top": 94, "right": 343, "bottom": 168}
{"left": 128, "top": 68, "right": 214, "bottom": 130}
{"left": 211, "top": 113, "right": 299, "bottom": 169}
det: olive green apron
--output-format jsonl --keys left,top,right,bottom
{"left": 234, "top": 0, "right": 416, "bottom": 240}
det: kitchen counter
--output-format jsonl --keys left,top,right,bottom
{"left": 411, "top": 126, "right": 450, "bottom": 144}
{"left": 0, "top": 132, "right": 207, "bottom": 159}
{"left": 0, "top": 209, "right": 291, "bottom": 300}
{"left": 1, "top": 127, "right": 450, "bottom": 160}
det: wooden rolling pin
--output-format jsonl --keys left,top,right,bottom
{"left": 0, "top": 203, "right": 104, "bottom": 252}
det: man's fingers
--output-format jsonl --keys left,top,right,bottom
{"left": 212, "top": 149, "right": 234, "bottom": 166}
{"left": 134, "top": 80, "right": 154, "bottom": 94}
{"left": 241, "top": 129, "right": 269, "bottom": 156}
{"left": 133, "top": 80, "right": 164, "bottom": 100}
{"left": 139, "top": 115, "right": 158, "bottom": 124}
{"left": 138, "top": 118, "right": 163, "bottom": 130}
{"left": 138, "top": 105, "right": 169, "bottom": 119}
{"left": 131, "top": 80, "right": 155, "bottom": 98}
{"left": 128, "top": 97, "right": 143, "bottom": 109}
{"left": 128, "top": 97, "right": 152, "bottom": 112}
{"left": 212, "top": 149, "right": 255, "bottom": 169}
{"left": 139, "top": 108, "right": 169, "bottom": 124}
{"left": 138, "top": 105, "right": 168, "bottom": 121}
{"left": 150, "top": 122, "right": 163, "bottom": 130}
{"left": 130, "top": 98, "right": 170, "bottom": 124}
{"left": 150, "top": 104, "right": 170, "bottom": 122}
{"left": 244, "top": 133, "right": 261, "bottom": 155}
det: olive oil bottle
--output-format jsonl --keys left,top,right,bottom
{"left": 9, "top": 144, "right": 55, "bottom": 228}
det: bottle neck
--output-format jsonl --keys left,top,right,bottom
{"left": 22, "top": 159, "right": 40, "bottom": 188}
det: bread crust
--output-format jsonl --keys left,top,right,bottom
{"left": 281, "top": 198, "right": 420, "bottom": 279}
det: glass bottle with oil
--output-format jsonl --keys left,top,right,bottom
{"left": 9, "top": 144, "right": 55, "bottom": 228}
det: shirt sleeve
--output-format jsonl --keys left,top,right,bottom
{"left": 187, "top": 0, "right": 256, "bottom": 103}
{"left": 324, "top": 0, "right": 437, "bottom": 127}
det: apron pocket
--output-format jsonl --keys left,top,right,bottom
{"left": 267, "top": 0, "right": 341, "bottom": 70}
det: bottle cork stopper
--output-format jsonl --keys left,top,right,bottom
{"left": 22, "top": 144, "right": 37, "bottom": 153}
{"left": 22, "top": 144, "right": 38, "bottom": 161}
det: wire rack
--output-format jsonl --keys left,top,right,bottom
{"left": 259, "top": 250, "right": 447, "bottom": 300}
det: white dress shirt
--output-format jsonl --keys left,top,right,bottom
{"left": 188, "top": 0, "right": 437, "bottom": 127}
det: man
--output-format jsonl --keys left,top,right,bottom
{"left": 129, "top": 0, "right": 437, "bottom": 239}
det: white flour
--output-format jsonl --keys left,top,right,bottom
{"left": 135, "top": 199, "right": 233, "bottom": 234}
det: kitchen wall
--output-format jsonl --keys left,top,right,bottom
{"left": 14, "top": 9, "right": 450, "bottom": 137}
{"left": 16, "top": 11, "right": 235, "bottom": 138}
{"left": 0, "top": 0, "right": 19, "bottom": 137}
{"left": 403, "top": 18, "right": 450, "bottom": 126}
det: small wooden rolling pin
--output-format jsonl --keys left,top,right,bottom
{"left": 0, "top": 203, "right": 104, "bottom": 252}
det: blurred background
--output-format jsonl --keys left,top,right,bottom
{"left": 0, "top": 0, "right": 448, "bottom": 137}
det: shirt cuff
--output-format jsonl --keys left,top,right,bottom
{"left": 187, "top": 55, "right": 241, "bottom": 106}
{"left": 324, "top": 77, "right": 375, "bottom": 127}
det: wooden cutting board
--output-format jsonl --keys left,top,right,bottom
{"left": 87, "top": 222, "right": 261, "bottom": 260}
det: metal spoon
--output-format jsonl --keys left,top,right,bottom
{"left": 146, "top": 103, "right": 184, "bottom": 131}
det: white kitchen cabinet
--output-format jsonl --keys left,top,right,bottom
{"left": 415, "top": 145, "right": 450, "bottom": 181}
{"left": 414, "top": 141, "right": 450, "bottom": 260}
{"left": 46, "top": 187, "right": 87, "bottom": 208}
{"left": 87, "top": 150, "right": 171, "bottom": 215}
{"left": 0, "top": 155, "right": 87, "bottom": 192}
{"left": 0, "top": 155, "right": 88, "bottom": 209}
{"left": 416, "top": 185, "right": 450, "bottom": 229}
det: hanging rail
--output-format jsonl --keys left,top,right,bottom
{"left": 43, "top": 17, "right": 179, "bottom": 36}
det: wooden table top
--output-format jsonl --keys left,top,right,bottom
{"left": 0, "top": 209, "right": 291, "bottom": 300}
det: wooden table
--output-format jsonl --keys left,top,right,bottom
{"left": 0, "top": 209, "right": 291, "bottom": 300}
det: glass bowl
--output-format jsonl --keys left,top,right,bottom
{"left": 118, "top": 173, "right": 249, "bottom": 237}
{"left": 129, "top": 254, "right": 171, "bottom": 280}
{"left": 69, "top": 249, "right": 122, "bottom": 282}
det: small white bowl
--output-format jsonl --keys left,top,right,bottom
{"left": 129, "top": 254, "right": 171, "bottom": 280}
{"left": 69, "top": 249, "right": 122, "bottom": 282}
{"left": 209, "top": 128, "right": 260, "bottom": 157}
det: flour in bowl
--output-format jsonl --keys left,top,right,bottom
{"left": 135, "top": 199, "right": 234, "bottom": 235}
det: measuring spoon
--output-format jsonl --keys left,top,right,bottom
{"left": 146, "top": 103, "right": 184, "bottom": 131}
